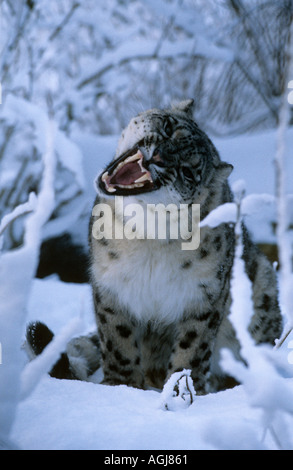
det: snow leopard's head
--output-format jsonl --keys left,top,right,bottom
{"left": 96, "top": 100, "right": 233, "bottom": 205}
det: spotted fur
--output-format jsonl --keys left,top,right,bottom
{"left": 26, "top": 100, "right": 283, "bottom": 394}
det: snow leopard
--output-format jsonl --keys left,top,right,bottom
{"left": 26, "top": 100, "right": 283, "bottom": 395}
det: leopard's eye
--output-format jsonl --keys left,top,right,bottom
{"left": 181, "top": 166, "right": 194, "bottom": 182}
{"left": 163, "top": 118, "right": 173, "bottom": 137}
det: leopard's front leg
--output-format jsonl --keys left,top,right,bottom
{"left": 94, "top": 289, "right": 144, "bottom": 389}
{"left": 167, "top": 310, "right": 222, "bottom": 395}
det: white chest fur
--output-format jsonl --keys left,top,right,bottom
{"left": 92, "top": 239, "right": 212, "bottom": 324}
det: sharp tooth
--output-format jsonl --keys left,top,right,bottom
{"left": 101, "top": 171, "right": 116, "bottom": 192}
{"left": 116, "top": 161, "right": 125, "bottom": 170}
{"left": 107, "top": 186, "right": 116, "bottom": 193}
{"left": 116, "top": 183, "right": 144, "bottom": 189}
{"left": 111, "top": 151, "right": 142, "bottom": 177}
{"left": 124, "top": 151, "right": 142, "bottom": 164}
{"left": 138, "top": 158, "right": 148, "bottom": 173}
{"left": 134, "top": 173, "right": 152, "bottom": 183}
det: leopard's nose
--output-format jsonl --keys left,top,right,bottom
{"left": 147, "top": 147, "right": 170, "bottom": 168}
{"left": 152, "top": 151, "right": 163, "bottom": 164}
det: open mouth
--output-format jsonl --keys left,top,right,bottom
{"left": 98, "top": 146, "right": 155, "bottom": 196}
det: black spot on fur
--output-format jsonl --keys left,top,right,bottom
{"left": 108, "top": 250, "right": 119, "bottom": 260}
{"left": 104, "top": 306, "right": 115, "bottom": 315}
{"left": 197, "top": 311, "right": 210, "bottom": 321}
{"left": 98, "top": 313, "right": 107, "bottom": 324}
{"left": 90, "top": 334, "right": 100, "bottom": 349}
{"left": 190, "top": 356, "right": 200, "bottom": 368}
{"left": 216, "top": 269, "right": 223, "bottom": 280}
{"left": 179, "top": 330, "right": 197, "bottom": 349}
{"left": 208, "top": 311, "right": 220, "bottom": 329}
{"left": 248, "top": 259, "right": 258, "bottom": 283}
{"left": 114, "top": 349, "right": 131, "bottom": 366}
{"left": 98, "top": 238, "right": 109, "bottom": 246}
{"left": 179, "top": 339, "right": 190, "bottom": 349}
{"left": 186, "top": 330, "right": 198, "bottom": 340}
{"left": 116, "top": 324, "right": 132, "bottom": 338}
{"left": 199, "top": 248, "right": 208, "bottom": 259}
{"left": 109, "top": 363, "right": 119, "bottom": 373}
{"left": 120, "top": 369, "right": 133, "bottom": 378}
{"left": 94, "top": 291, "right": 101, "bottom": 305}
{"left": 214, "top": 235, "right": 222, "bottom": 251}
{"left": 106, "top": 340, "right": 113, "bottom": 352}
{"left": 200, "top": 342, "right": 209, "bottom": 351}
{"left": 202, "top": 350, "right": 212, "bottom": 362}
{"left": 260, "top": 294, "right": 271, "bottom": 312}
{"left": 181, "top": 260, "right": 192, "bottom": 269}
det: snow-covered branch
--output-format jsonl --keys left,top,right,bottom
{"left": 0, "top": 192, "right": 37, "bottom": 239}
{"left": 77, "top": 37, "right": 232, "bottom": 90}
{"left": 0, "top": 95, "right": 86, "bottom": 250}
{"left": 201, "top": 176, "right": 293, "bottom": 449}
{"left": 200, "top": 191, "right": 276, "bottom": 229}
{"left": 274, "top": 16, "right": 293, "bottom": 331}
{"left": 0, "top": 116, "right": 56, "bottom": 448}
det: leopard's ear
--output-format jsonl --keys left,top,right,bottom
{"left": 217, "top": 161, "right": 234, "bottom": 179}
{"left": 172, "top": 99, "right": 194, "bottom": 117}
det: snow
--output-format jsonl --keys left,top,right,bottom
{"left": 11, "top": 373, "right": 262, "bottom": 451}
{"left": 0, "top": 192, "right": 37, "bottom": 238}
{"left": 7, "top": 278, "right": 287, "bottom": 451}
{"left": 3, "top": 95, "right": 85, "bottom": 189}
{"left": 0, "top": 121, "right": 56, "bottom": 447}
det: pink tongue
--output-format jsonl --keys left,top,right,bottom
{"left": 110, "top": 161, "right": 143, "bottom": 186}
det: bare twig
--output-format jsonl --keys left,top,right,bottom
{"left": 0, "top": 3, "right": 33, "bottom": 83}
{"left": 49, "top": 2, "right": 80, "bottom": 42}
{"left": 77, "top": 46, "right": 224, "bottom": 90}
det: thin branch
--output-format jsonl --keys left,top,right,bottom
{"left": 0, "top": 124, "right": 15, "bottom": 163}
{"left": 275, "top": 326, "right": 293, "bottom": 349}
{"left": 0, "top": 3, "right": 33, "bottom": 83}
{"left": 0, "top": 193, "right": 37, "bottom": 238}
{"left": 77, "top": 43, "right": 228, "bottom": 90}
{"left": 235, "top": 59, "right": 279, "bottom": 122}
{"left": 49, "top": 2, "right": 80, "bottom": 42}
{"left": 229, "top": 0, "right": 272, "bottom": 84}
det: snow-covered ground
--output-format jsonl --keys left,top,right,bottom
{"left": 9, "top": 278, "right": 286, "bottom": 451}
{"left": 4, "top": 127, "right": 293, "bottom": 450}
